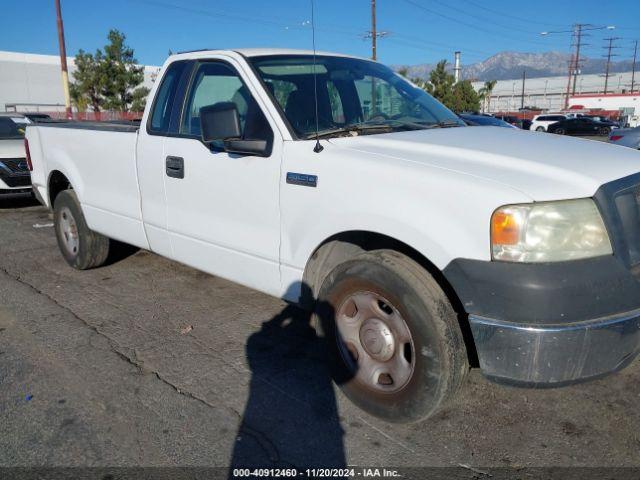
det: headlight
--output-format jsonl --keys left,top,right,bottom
{"left": 491, "top": 199, "right": 612, "bottom": 262}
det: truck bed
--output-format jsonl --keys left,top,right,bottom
{"left": 28, "top": 121, "right": 149, "bottom": 249}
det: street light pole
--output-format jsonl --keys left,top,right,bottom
{"left": 54, "top": 0, "right": 72, "bottom": 119}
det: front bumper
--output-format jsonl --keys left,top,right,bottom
{"left": 444, "top": 254, "right": 640, "bottom": 386}
{"left": 470, "top": 309, "right": 640, "bottom": 386}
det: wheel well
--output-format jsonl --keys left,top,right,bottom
{"left": 48, "top": 170, "right": 71, "bottom": 208}
{"left": 303, "top": 230, "right": 478, "bottom": 367}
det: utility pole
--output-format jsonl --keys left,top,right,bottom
{"left": 603, "top": 37, "right": 621, "bottom": 94}
{"left": 54, "top": 0, "right": 72, "bottom": 119}
{"left": 371, "top": 0, "right": 377, "bottom": 60}
{"left": 520, "top": 70, "right": 526, "bottom": 110}
{"left": 571, "top": 24, "right": 583, "bottom": 95}
{"left": 541, "top": 24, "right": 615, "bottom": 108}
{"left": 631, "top": 40, "right": 638, "bottom": 94}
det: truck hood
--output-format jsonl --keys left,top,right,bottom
{"left": 328, "top": 126, "right": 640, "bottom": 201}
{"left": 0, "top": 139, "right": 26, "bottom": 158}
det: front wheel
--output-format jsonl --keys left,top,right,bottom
{"left": 53, "top": 190, "right": 110, "bottom": 270}
{"left": 599, "top": 127, "right": 611, "bottom": 135}
{"left": 554, "top": 128, "right": 566, "bottom": 135}
{"left": 315, "top": 250, "right": 469, "bottom": 423}
{"left": 536, "top": 126, "right": 545, "bottom": 132}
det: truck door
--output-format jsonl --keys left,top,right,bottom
{"left": 162, "top": 58, "right": 283, "bottom": 297}
{"left": 136, "top": 60, "right": 193, "bottom": 257}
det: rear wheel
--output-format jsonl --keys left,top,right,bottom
{"left": 554, "top": 128, "right": 566, "bottom": 135}
{"left": 599, "top": 127, "right": 611, "bottom": 135}
{"left": 315, "top": 250, "right": 468, "bottom": 423}
{"left": 53, "top": 190, "right": 110, "bottom": 270}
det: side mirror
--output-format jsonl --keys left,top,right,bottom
{"left": 200, "top": 102, "right": 271, "bottom": 157}
{"left": 200, "top": 102, "right": 241, "bottom": 143}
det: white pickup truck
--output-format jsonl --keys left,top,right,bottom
{"left": 26, "top": 49, "right": 640, "bottom": 423}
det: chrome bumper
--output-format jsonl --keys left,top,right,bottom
{"left": 470, "top": 309, "right": 640, "bottom": 386}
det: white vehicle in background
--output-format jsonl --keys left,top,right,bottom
{"left": 530, "top": 113, "right": 567, "bottom": 132}
{"left": 609, "top": 126, "right": 640, "bottom": 149}
{"left": 0, "top": 113, "right": 32, "bottom": 195}
{"left": 25, "top": 48, "right": 640, "bottom": 423}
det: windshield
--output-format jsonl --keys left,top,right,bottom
{"left": 0, "top": 117, "right": 29, "bottom": 139}
{"left": 249, "top": 55, "right": 465, "bottom": 138}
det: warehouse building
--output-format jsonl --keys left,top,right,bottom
{"left": 472, "top": 71, "right": 638, "bottom": 113}
{"left": 0, "top": 50, "right": 159, "bottom": 115}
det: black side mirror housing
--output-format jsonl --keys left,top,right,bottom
{"left": 200, "top": 102, "right": 242, "bottom": 143}
{"left": 199, "top": 102, "right": 270, "bottom": 157}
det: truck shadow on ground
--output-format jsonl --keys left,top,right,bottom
{"left": 230, "top": 297, "right": 353, "bottom": 472}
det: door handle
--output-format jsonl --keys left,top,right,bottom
{"left": 166, "top": 156, "right": 184, "bottom": 179}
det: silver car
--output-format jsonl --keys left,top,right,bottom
{"left": 609, "top": 126, "right": 640, "bottom": 150}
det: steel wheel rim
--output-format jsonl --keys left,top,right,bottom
{"left": 58, "top": 206, "right": 79, "bottom": 256}
{"left": 335, "top": 291, "right": 415, "bottom": 393}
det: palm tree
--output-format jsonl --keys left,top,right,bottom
{"left": 478, "top": 80, "right": 497, "bottom": 112}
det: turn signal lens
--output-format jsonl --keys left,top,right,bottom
{"left": 491, "top": 211, "right": 520, "bottom": 245}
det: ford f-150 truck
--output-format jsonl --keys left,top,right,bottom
{"left": 26, "top": 49, "right": 640, "bottom": 423}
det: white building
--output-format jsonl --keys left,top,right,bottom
{"left": 0, "top": 50, "right": 160, "bottom": 113}
{"left": 472, "top": 71, "right": 638, "bottom": 113}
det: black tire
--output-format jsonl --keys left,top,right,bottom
{"left": 535, "top": 126, "right": 545, "bottom": 132}
{"left": 554, "top": 128, "right": 565, "bottom": 135}
{"left": 315, "top": 250, "right": 468, "bottom": 423}
{"left": 599, "top": 127, "right": 611, "bottom": 136}
{"left": 53, "top": 190, "right": 110, "bottom": 270}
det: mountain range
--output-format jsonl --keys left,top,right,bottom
{"left": 395, "top": 51, "right": 635, "bottom": 82}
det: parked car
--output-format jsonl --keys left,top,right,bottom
{"left": 459, "top": 113, "right": 518, "bottom": 128}
{"left": 519, "top": 118, "right": 532, "bottom": 130}
{"left": 0, "top": 113, "right": 32, "bottom": 195}
{"left": 530, "top": 114, "right": 567, "bottom": 132}
{"left": 547, "top": 117, "right": 618, "bottom": 136}
{"left": 493, "top": 114, "right": 520, "bottom": 126}
{"left": 609, "top": 126, "right": 640, "bottom": 149}
{"left": 26, "top": 48, "right": 640, "bottom": 423}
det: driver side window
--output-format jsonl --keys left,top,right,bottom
{"left": 181, "top": 62, "right": 273, "bottom": 145}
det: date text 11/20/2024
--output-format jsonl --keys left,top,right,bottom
{"left": 231, "top": 468, "right": 401, "bottom": 477}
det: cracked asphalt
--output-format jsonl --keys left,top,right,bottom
{"left": 1, "top": 195, "right": 639, "bottom": 470}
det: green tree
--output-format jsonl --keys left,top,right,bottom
{"left": 70, "top": 49, "right": 106, "bottom": 112}
{"left": 101, "top": 29, "right": 148, "bottom": 111}
{"left": 70, "top": 29, "right": 149, "bottom": 113}
{"left": 425, "top": 60, "right": 455, "bottom": 109}
{"left": 451, "top": 80, "right": 481, "bottom": 113}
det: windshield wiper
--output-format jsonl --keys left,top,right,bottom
{"left": 306, "top": 123, "right": 395, "bottom": 139}
{"left": 421, "top": 120, "right": 464, "bottom": 129}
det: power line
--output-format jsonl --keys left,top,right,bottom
{"left": 426, "top": 0, "right": 539, "bottom": 35}
{"left": 458, "top": 0, "right": 566, "bottom": 28}
{"left": 399, "top": 0, "right": 562, "bottom": 48}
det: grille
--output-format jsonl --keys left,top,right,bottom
{"left": 0, "top": 158, "right": 28, "bottom": 173}
{"left": 614, "top": 185, "right": 640, "bottom": 266}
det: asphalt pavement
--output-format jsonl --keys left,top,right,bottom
{"left": 0, "top": 196, "right": 639, "bottom": 472}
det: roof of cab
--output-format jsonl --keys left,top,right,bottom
{"left": 170, "top": 48, "right": 367, "bottom": 61}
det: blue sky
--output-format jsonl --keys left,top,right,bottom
{"left": 2, "top": 0, "right": 640, "bottom": 67}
